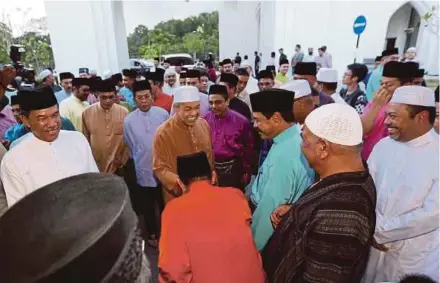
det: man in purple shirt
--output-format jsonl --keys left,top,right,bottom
{"left": 204, "top": 84, "right": 254, "bottom": 190}
{"left": 0, "top": 95, "right": 17, "bottom": 140}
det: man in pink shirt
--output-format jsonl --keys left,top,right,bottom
{"left": 159, "top": 151, "right": 265, "bottom": 283}
{"left": 361, "top": 61, "right": 417, "bottom": 160}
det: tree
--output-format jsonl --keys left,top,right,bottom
{"left": 15, "top": 32, "right": 54, "bottom": 71}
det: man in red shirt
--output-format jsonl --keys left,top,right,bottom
{"left": 148, "top": 68, "right": 173, "bottom": 113}
{"left": 159, "top": 151, "right": 266, "bottom": 283}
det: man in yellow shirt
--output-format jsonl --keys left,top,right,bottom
{"left": 59, "top": 78, "right": 90, "bottom": 132}
{"left": 276, "top": 58, "right": 290, "bottom": 84}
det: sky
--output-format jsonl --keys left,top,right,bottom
{"left": 1, "top": 0, "right": 219, "bottom": 36}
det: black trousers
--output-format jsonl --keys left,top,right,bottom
{"left": 130, "top": 185, "right": 163, "bottom": 237}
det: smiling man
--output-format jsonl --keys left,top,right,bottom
{"left": 153, "top": 86, "right": 214, "bottom": 204}
{"left": 1, "top": 86, "right": 98, "bottom": 206}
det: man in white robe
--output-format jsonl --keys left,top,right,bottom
{"left": 364, "top": 85, "right": 439, "bottom": 282}
{"left": 1, "top": 86, "right": 98, "bottom": 206}
{"left": 316, "top": 68, "right": 347, "bottom": 104}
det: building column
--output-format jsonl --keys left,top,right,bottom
{"left": 44, "top": 0, "right": 129, "bottom": 77}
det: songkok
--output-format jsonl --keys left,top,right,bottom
{"left": 20, "top": 86, "right": 57, "bottom": 112}
{"left": 59, "top": 72, "right": 74, "bottom": 81}
{"left": 294, "top": 62, "right": 317, "bottom": 76}
{"left": 316, "top": 68, "right": 338, "bottom": 83}
{"left": 0, "top": 173, "right": 143, "bottom": 283}
{"left": 180, "top": 72, "right": 187, "bottom": 79}
{"left": 281, "top": 79, "right": 311, "bottom": 99}
{"left": 305, "top": 103, "right": 363, "bottom": 146}
{"left": 10, "top": 95, "right": 20, "bottom": 106}
{"left": 250, "top": 89, "right": 295, "bottom": 113}
{"left": 404, "top": 61, "right": 419, "bottom": 77}
{"left": 152, "top": 68, "right": 165, "bottom": 82}
{"left": 279, "top": 58, "right": 289, "bottom": 66}
{"left": 257, "top": 70, "right": 274, "bottom": 80}
{"left": 382, "top": 48, "right": 399, "bottom": 57}
{"left": 186, "top": 69, "right": 201, "bottom": 78}
{"left": 435, "top": 86, "right": 439, "bottom": 103}
{"left": 382, "top": 61, "right": 404, "bottom": 78}
{"left": 173, "top": 86, "right": 200, "bottom": 104}
{"left": 209, "top": 84, "right": 228, "bottom": 97}
{"left": 111, "top": 73, "right": 122, "bottom": 83}
{"left": 72, "top": 78, "right": 90, "bottom": 87}
{"left": 222, "top": 58, "right": 233, "bottom": 65}
{"left": 133, "top": 80, "right": 151, "bottom": 93}
{"left": 78, "top": 67, "right": 89, "bottom": 75}
{"left": 122, "top": 68, "right": 137, "bottom": 79}
{"left": 89, "top": 76, "right": 102, "bottom": 92}
{"left": 266, "top": 65, "right": 276, "bottom": 72}
{"left": 142, "top": 71, "right": 153, "bottom": 81}
{"left": 177, "top": 152, "right": 211, "bottom": 183}
{"left": 96, "top": 78, "right": 116, "bottom": 93}
{"left": 220, "top": 73, "right": 239, "bottom": 87}
{"left": 38, "top": 69, "right": 52, "bottom": 80}
{"left": 390, "top": 86, "right": 435, "bottom": 107}
{"left": 375, "top": 56, "right": 383, "bottom": 62}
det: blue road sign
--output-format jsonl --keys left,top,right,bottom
{"left": 353, "top": 15, "right": 367, "bottom": 35}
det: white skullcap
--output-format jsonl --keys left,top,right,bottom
{"left": 165, "top": 68, "right": 177, "bottom": 77}
{"left": 316, "top": 68, "right": 338, "bottom": 83}
{"left": 390, "top": 86, "right": 435, "bottom": 107}
{"left": 407, "top": 47, "right": 417, "bottom": 53}
{"left": 281, "top": 79, "right": 312, "bottom": 99}
{"left": 38, "top": 69, "right": 52, "bottom": 80}
{"left": 305, "top": 103, "right": 363, "bottom": 146}
{"left": 103, "top": 70, "right": 112, "bottom": 79}
{"left": 89, "top": 69, "right": 97, "bottom": 76}
{"left": 173, "top": 86, "right": 200, "bottom": 104}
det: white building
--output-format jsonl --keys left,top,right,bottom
{"left": 219, "top": 1, "right": 439, "bottom": 77}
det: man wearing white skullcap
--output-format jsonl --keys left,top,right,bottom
{"left": 281, "top": 79, "right": 315, "bottom": 125}
{"left": 263, "top": 103, "right": 376, "bottom": 283}
{"left": 153, "top": 86, "right": 214, "bottom": 204}
{"left": 316, "top": 68, "right": 347, "bottom": 104}
{"left": 364, "top": 85, "right": 439, "bottom": 283}
{"left": 39, "top": 69, "right": 62, "bottom": 92}
{"left": 162, "top": 68, "right": 179, "bottom": 96}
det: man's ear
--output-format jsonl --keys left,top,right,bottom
{"left": 21, "top": 115, "right": 31, "bottom": 129}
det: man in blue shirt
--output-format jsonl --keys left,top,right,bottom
{"left": 366, "top": 48, "right": 399, "bottom": 101}
{"left": 249, "top": 89, "right": 315, "bottom": 251}
{"left": 54, "top": 72, "right": 74, "bottom": 103}
{"left": 119, "top": 69, "right": 137, "bottom": 109}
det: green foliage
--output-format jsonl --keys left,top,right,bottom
{"left": 127, "top": 11, "right": 219, "bottom": 60}
{"left": 13, "top": 32, "right": 54, "bottom": 71}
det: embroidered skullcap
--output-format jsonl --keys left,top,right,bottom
{"left": 316, "top": 68, "right": 338, "bottom": 83}
{"left": 281, "top": 79, "right": 311, "bottom": 99}
{"left": 173, "top": 86, "right": 200, "bottom": 104}
{"left": 305, "top": 103, "right": 363, "bottom": 146}
{"left": 390, "top": 86, "right": 435, "bottom": 107}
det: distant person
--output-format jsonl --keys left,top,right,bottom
{"left": 303, "top": 47, "right": 315, "bottom": 62}
{"left": 203, "top": 59, "right": 217, "bottom": 82}
{"left": 266, "top": 51, "right": 276, "bottom": 70}
{"left": 59, "top": 78, "right": 91, "bottom": 132}
{"left": 39, "top": 69, "right": 62, "bottom": 92}
{"left": 163, "top": 59, "right": 171, "bottom": 69}
{"left": 366, "top": 48, "right": 399, "bottom": 101}
{"left": 235, "top": 52, "right": 242, "bottom": 65}
{"left": 315, "top": 47, "right": 331, "bottom": 68}
{"left": 222, "top": 59, "right": 233, "bottom": 73}
{"left": 278, "top": 48, "right": 287, "bottom": 66}
{"left": 254, "top": 51, "right": 261, "bottom": 75}
{"left": 162, "top": 68, "right": 179, "bottom": 96}
{"left": 233, "top": 62, "right": 240, "bottom": 72}
{"left": 316, "top": 68, "right": 346, "bottom": 104}
{"left": 276, "top": 59, "right": 290, "bottom": 84}
{"left": 403, "top": 47, "right": 418, "bottom": 62}
{"left": 199, "top": 71, "right": 211, "bottom": 94}
{"left": 154, "top": 57, "right": 160, "bottom": 69}
{"left": 242, "top": 55, "right": 249, "bottom": 67}
{"left": 55, "top": 72, "right": 74, "bottom": 103}
{"left": 291, "top": 44, "right": 304, "bottom": 74}
{"left": 363, "top": 55, "right": 382, "bottom": 86}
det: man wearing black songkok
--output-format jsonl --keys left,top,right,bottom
{"left": 219, "top": 73, "right": 252, "bottom": 121}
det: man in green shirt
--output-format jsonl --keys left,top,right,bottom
{"left": 275, "top": 58, "right": 290, "bottom": 84}
{"left": 249, "top": 88, "right": 315, "bottom": 251}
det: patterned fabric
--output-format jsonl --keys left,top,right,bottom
{"left": 262, "top": 169, "right": 377, "bottom": 283}
{"left": 340, "top": 87, "right": 369, "bottom": 115}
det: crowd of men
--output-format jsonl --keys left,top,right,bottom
{"left": 0, "top": 42, "right": 437, "bottom": 283}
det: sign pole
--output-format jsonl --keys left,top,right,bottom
{"left": 353, "top": 15, "right": 367, "bottom": 64}
{"left": 354, "top": 34, "right": 360, "bottom": 63}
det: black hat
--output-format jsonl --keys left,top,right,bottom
{"left": 381, "top": 48, "right": 399, "bottom": 57}
{"left": 280, "top": 58, "right": 289, "bottom": 66}
{"left": 72, "top": 78, "right": 91, "bottom": 87}
{"left": 152, "top": 68, "right": 165, "bottom": 82}
{"left": 180, "top": 72, "right": 187, "bottom": 79}
{"left": 19, "top": 86, "right": 58, "bottom": 112}
{"left": 10, "top": 95, "right": 20, "bottom": 106}
{"left": 435, "top": 86, "right": 439, "bottom": 103}
{"left": 78, "top": 67, "right": 89, "bottom": 74}
{"left": 111, "top": 73, "right": 122, "bottom": 83}
{"left": 222, "top": 58, "right": 233, "bottom": 65}
{"left": 209, "top": 84, "right": 228, "bottom": 97}
{"left": 177, "top": 152, "right": 211, "bottom": 184}
{"left": 266, "top": 65, "right": 276, "bottom": 72}
{"left": 59, "top": 72, "right": 74, "bottom": 81}
{"left": 257, "top": 70, "right": 274, "bottom": 80}
{"left": 133, "top": 80, "right": 151, "bottom": 93}
{"left": 375, "top": 56, "right": 383, "bottom": 62}
{"left": 250, "top": 89, "right": 295, "bottom": 113}
{"left": 417, "top": 69, "right": 425, "bottom": 78}
{"left": 383, "top": 61, "right": 404, "bottom": 78}
{"left": 403, "top": 62, "right": 420, "bottom": 78}
{"left": 186, "top": 69, "right": 201, "bottom": 78}
{"left": 220, "top": 73, "right": 238, "bottom": 86}
{"left": 89, "top": 76, "right": 102, "bottom": 92}
{"left": 0, "top": 173, "right": 141, "bottom": 283}
{"left": 294, "top": 62, "right": 317, "bottom": 76}
{"left": 95, "top": 78, "right": 116, "bottom": 92}
{"left": 122, "top": 68, "right": 137, "bottom": 79}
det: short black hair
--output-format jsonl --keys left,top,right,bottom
{"left": 244, "top": 55, "right": 248, "bottom": 60}
{"left": 319, "top": 82, "right": 337, "bottom": 92}
{"left": 199, "top": 71, "right": 209, "bottom": 78}
{"left": 262, "top": 110, "right": 294, "bottom": 123}
{"left": 399, "top": 274, "right": 437, "bottom": 283}
{"left": 271, "top": 52, "right": 276, "bottom": 57}
{"left": 235, "top": 68, "right": 249, "bottom": 77}
{"left": 406, "top": 105, "right": 436, "bottom": 125}
{"left": 296, "top": 44, "right": 301, "bottom": 49}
